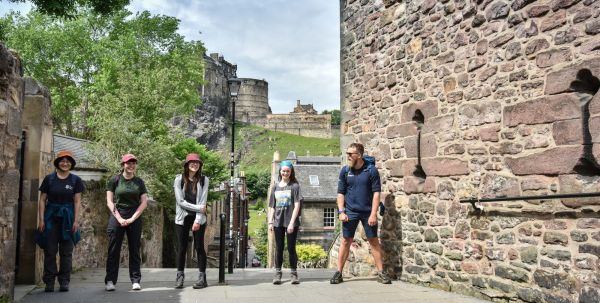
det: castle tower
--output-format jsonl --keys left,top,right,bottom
{"left": 236, "top": 78, "right": 270, "bottom": 123}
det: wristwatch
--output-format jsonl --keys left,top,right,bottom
{"left": 337, "top": 209, "right": 345, "bottom": 214}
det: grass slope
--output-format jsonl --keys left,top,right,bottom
{"left": 234, "top": 124, "right": 340, "bottom": 173}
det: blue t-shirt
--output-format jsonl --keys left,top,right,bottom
{"left": 39, "top": 173, "right": 85, "bottom": 204}
{"left": 337, "top": 165, "right": 381, "bottom": 213}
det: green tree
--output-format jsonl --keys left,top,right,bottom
{"left": 1, "top": 9, "right": 207, "bottom": 209}
{"left": 322, "top": 109, "right": 340, "bottom": 126}
{"left": 4, "top": 0, "right": 129, "bottom": 17}
{"left": 245, "top": 170, "right": 271, "bottom": 201}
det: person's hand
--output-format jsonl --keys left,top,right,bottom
{"left": 268, "top": 223, "right": 274, "bottom": 231}
{"left": 118, "top": 217, "right": 129, "bottom": 227}
{"left": 38, "top": 219, "right": 45, "bottom": 232}
{"left": 287, "top": 224, "right": 294, "bottom": 234}
{"left": 368, "top": 214, "right": 377, "bottom": 226}
{"left": 71, "top": 221, "right": 79, "bottom": 233}
{"left": 192, "top": 223, "right": 201, "bottom": 231}
{"left": 338, "top": 213, "right": 349, "bottom": 222}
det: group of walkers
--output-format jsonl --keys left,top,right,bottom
{"left": 36, "top": 142, "right": 390, "bottom": 293}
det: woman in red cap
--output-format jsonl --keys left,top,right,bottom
{"left": 173, "top": 153, "right": 209, "bottom": 289}
{"left": 104, "top": 153, "right": 148, "bottom": 291}
{"left": 37, "top": 150, "right": 85, "bottom": 292}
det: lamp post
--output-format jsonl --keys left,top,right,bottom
{"left": 227, "top": 78, "right": 241, "bottom": 274}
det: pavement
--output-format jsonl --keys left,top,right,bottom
{"left": 16, "top": 268, "right": 491, "bottom": 303}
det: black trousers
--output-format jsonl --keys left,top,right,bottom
{"left": 175, "top": 215, "right": 207, "bottom": 272}
{"left": 43, "top": 218, "right": 74, "bottom": 285}
{"left": 105, "top": 208, "right": 142, "bottom": 284}
{"left": 273, "top": 226, "right": 298, "bottom": 270}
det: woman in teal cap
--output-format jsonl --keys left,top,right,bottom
{"left": 268, "top": 160, "right": 302, "bottom": 285}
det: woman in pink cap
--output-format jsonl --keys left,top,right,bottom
{"left": 173, "top": 153, "right": 210, "bottom": 289}
{"left": 104, "top": 153, "right": 148, "bottom": 291}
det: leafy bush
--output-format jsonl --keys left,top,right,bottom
{"left": 253, "top": 222, "right": 268, "bottom": 266}
{"left": 296, "top": 244, "right": 327, "bottom": 263}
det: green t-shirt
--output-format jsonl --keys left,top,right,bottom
{"left": 106, "top": 175, "right": 148, "bottom": 209}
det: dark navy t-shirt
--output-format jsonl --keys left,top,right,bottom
{"left": 39, "top": 173, "right": 85, "bottom": 204}
{"left": 337, "top": 165, "right": 381, "bottom": 213}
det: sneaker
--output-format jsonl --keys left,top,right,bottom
{"left": 272, "top": 270, "right": 282, "bottom": 285}
{"left": 59, "top": 283, "right": 69, "bottom": 292}
{"left": 291, "top": 271, "right": 300, "bottom": 285}
{"left": 192, "top": 272, "right": 207, "bottom": 289}
{"left": 132, "top": 283, "right": 141, "bottom": 291}
{"left": 44, "top": 283, "right": 54, "bottom": 292}
{"left": 175, "top": 272, "right": 184, "bottom": 289}
{"left": 105, "top": 281, "right": 116, "bottom": 291}
{"left": 377, "top": 271, "right": 392, "bottom": 284}
{"left": 330, "top": 271, "right": 343, "bottom": 284}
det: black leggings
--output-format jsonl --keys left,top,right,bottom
{"left": 175, "top": 215, "right": 207, "bottom": 272}
{"left": 273, "top": 226, "right": 298, "bottom": 270}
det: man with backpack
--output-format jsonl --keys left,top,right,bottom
{"left": 330, "top": 143, "right": 392, "bottom": 285}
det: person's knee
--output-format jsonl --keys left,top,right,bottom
{"left": 341, "top": 237, "right": 353, "bottom": 247}
{"left": 367, "top": 237, "right": 381, "bottom": 247}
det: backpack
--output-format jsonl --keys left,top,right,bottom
{"left": 341, "top": 155, "right": 385, "bottom": 216}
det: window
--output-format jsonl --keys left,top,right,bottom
{"left": 309, "top": 175, "right": 319, "bottom": 186}
{"left": 324, "top": 208, "right": 335, "bottom": 227}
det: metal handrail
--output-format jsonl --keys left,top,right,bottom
{"left": 459, "top": 192, "right": 600, "bottom": 210}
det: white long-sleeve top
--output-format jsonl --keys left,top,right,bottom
{"left": 174, "top": 174, "right": 209, "bottom": 225}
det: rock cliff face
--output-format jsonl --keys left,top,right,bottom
{"left": 174, "top": 53, "right": 236, "bottom": 149}
{"left": 338, "top": 0, "right": 600, "bottom": 302}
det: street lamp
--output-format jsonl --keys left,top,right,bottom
{"left": 227, "top": 78, "right": 241, "bottom": 274}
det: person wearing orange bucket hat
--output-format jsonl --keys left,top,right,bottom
{"left": 37, "top": 150, "right": 85, "bottom": 292}
{"left": 173, "top": 153, "right": 210, "bottom": 289}
{"left": 104, "top": 153, "right": 148, "bottom": 291}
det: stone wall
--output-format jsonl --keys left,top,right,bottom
{"left": 255, "top": 113, "right": 333, "bottom": 138}
{"left": 340, "top": 0, "right": 600, "bottom": 302}
{"left": 0, "top": 43, "right": 23, "bottom": 302}
{"left": 237, "top": 78, "right": 270, "bottom": 123}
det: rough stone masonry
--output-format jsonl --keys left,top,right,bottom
{"left": 0, "top": 43, "right": 23, "bottom": 302}
{"left": 339, "top": 0, "right": 600, "bottom": 302}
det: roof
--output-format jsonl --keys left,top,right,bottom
{"left": 296, "top": 156, "right": 342, "bottom": 165}
{"left": 294, "top": 165, "right": 341, "bottom": 202}
{"left": 53, "top": 134, "right": 104, "bottom": 171}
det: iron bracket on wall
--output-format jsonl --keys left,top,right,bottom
{"left": 459, "top": 192, "right": 600, "bottom": 211}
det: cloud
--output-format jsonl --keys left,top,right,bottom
{"left": 1, "top": 0, "right": 341, "bottom": 113}
{"left": 129, "top": 0, "right": 340, "bottom": 113}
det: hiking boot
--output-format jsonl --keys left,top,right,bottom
{"left": 105, "top": 281, "right": 116, "bottom": 291}
{"left": 175, "top": 272, "right": 184, "bottom": 289}
{"left": 44, "top": 283, "right": 54, "bottom": 292}
{"left": 59, "top": 283, "right": 69, "bottom": 292}
{"left": 192, "top": 272, "right": 207, "bottom": 289}
{"left": 272, "top": 270, "right": 282, "bottom": 285}
{"left": 330, "top": 271, "right": 343, "bottom": 284}
{"left": 291, "top": 271, "right": 300, "bottom": 284}
{"left": 377, "top": 271, "right": 392, "bottom": 284}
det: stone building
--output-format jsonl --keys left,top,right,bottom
{"left": 255, "top": 100, "right": 334, "bottom": 138}
{"left": 175, "top": 53, "right": 237, "bottom": 149}
{"left": 237, "top": 78, "right": 271, "bottom": 123}
{"left": 338, "top": 0, "right": 600, "bottom": 302}
{"left": 288, "top": 152, "right": 342, "bottom": 250}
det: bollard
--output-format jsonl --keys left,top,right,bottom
{"left": 219, "top": 213, "right": 226, "bottom": 284}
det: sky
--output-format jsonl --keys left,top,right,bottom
{"left": 0, "top": 0, "right": 341, "bottom": 113}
